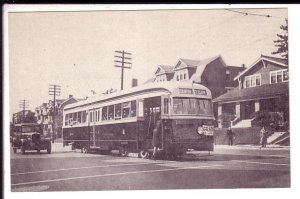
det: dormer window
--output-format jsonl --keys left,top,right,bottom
{"left": 244, "top": 74, "right": 261, "bottom": 88}
{"left": 270, "top": 69, "right": 288, "bottom": 84}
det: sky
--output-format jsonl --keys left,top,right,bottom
{"left": 7, "top": 6, "right": 288, "bottom": 118}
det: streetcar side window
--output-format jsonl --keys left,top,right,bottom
{"left": 115, "top": 104, "right": 122, "bottom": 120}
{"left": 122, "top": 102, "right": 130, "bottom": 118}
{"left": 102, "top": 106, "right": 108, "bottom": 121}
{"left": 164, "top": 98, "right": 169, "bottom": 114}
{"left": 65, "top": 114, "right": 69, "bottom": 125}
{"left": 82, "top": 111, "right": 87, "bottom": 123}
{"left": 130, "top": 100, "right": 136, "bottom": 117}
{"left": 78, "top": 112, "right": 82, "bottom": 123}
{"left": 74, "top": 112, "right": 78, "bottom": 123}
{"left": 108, "top": 105, "right": 114, "bottom": 120}
{"left": 89, "top": 111, "right": 93, "bottom": 123}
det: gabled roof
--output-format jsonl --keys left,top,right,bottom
{"left": 155, "top": 65, "right": 174, "bottom": 75}
{"left": 188, "top": 55, "right": 227, "bottom": 83}
{"left": 234, "top": 55, "right": 288, "bottom": 81}
{"left": 144, "top": 77, "right": 156, "bottom": 84}
{"left": 213, "top": 82, "right": 289, "bottom": 103}
{"left": 174, "top": 55, "right": 227, "bottom": 71}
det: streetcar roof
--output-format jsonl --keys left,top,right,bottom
{"left": 64, "top": 81, "right": 211, "bottom": 110}
{"left": 13, "top": 123, "right": 40, "bottom": 127}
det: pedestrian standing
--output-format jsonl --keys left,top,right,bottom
{"left": 152, "top": 114, "right": 162, "bottom": 160}
{"left": 226, "top": 126, "right": 234, "bottom": 145}
{"left": 260, "top": 126, "right": 268, "bottom": 148}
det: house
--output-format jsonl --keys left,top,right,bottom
{"left": 12, "top": 110, "right": 36, "bottom": 124}
{"left": 35, "top": 95, "right": 82, "bottom": 138}
{"left": 213, "top": 55, "right": 289, "bottom": 128}
{"left": 145, "top": 55, "right": 245, "bottom": 116}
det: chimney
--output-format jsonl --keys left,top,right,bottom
{"left": 69, "top": 94, "right": 73, "bottom": 98}
{"left": 132, "top": 78, "right": 138, "bottom": 87}
{"left": 241, "top": 64, "right": 245, "bottom": 68}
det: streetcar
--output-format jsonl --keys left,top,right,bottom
{"left": 62, "top": 81, "right": 215, "bottom": 158}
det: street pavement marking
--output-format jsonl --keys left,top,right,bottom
{"left": 11, "top": 161, "right": 174, "bottom": 176}
{"left": 231, "top": 160, "right": 290, "bottom": 166}
{"left": 11, "top": 164, "right": 223, "bottom": 186}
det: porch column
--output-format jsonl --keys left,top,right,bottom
{"left": 218, "top": 103, "right": 222, "bottom": 116}
{"left": 235, "top": 102, "right": 241, "bottom": 118}
{"left": 255, "top": 100, "right": 260, "bottom": 112}
{"left": 218, "top": 103, "right": 222, "bottom": 128}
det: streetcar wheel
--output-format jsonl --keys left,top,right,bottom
{"left": 119, "top": 146, "right": 128, "bottom": 157}
{"left": 82, "top": 146, "right": 88, "bottom": 153}
{"left": 21, "top": 146, "right": 25, "bottom": 155}
{"left": 138, "top": 150, "right": 149, "bottom": 159}
{"left": 47, "top": 144, "right": 51, "bottom": 154}
{"left": 13, "top": 147, "right": 17, "bottom": 153}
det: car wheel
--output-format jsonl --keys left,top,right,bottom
{"left": 138, "top": 150, "right": 149, "bottom": 158}
{"left": 119, "top": 145, "right": 128, "bottom": 157}
{"left": 21, "top": 146, "right": 25, "bottom": 155}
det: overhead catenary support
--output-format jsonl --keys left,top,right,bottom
{"left": 114, "top": 50, "right": 132, "bottom": 90}
{"left": 19, "top": 99, "right": 29, "bottom": 123}
{"left": 49, "top": 84, "right": 61, "bottom": 143}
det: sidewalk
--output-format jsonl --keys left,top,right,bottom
{"left": 51, "top": 142, "right": 72, "bottom": 153}
{"left": 215, "top": 144, "right": 290, "bottom": 150}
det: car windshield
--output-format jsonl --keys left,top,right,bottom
{"left": 173, "top": 98, "right": 212, "bottom": 115}
{"left": 22, "top": 126, "right": 41, "bottom": 132}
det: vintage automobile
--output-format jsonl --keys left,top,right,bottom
{"left": 12, "top": 123, "right": 52, "bottom": 154}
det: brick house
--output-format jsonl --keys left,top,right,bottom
{"left": 213, "top": 55, "right": 289, "bottom": 128}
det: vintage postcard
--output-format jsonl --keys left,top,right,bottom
{"left": 3, "top": 4, "right": 299, "bottom": 199}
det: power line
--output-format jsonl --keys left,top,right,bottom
{"left": 49, "top": 84, "right": 61, "bottom": 143}
{"left": 114, "top": 50, "right": 132, "bottom": 91}
{"left": 225, "top": 9, "right": 285, "bottom": 19}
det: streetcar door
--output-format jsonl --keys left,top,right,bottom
{"left": 88, "top": 109, "right": 96, "bottom": 147}
{"left": 143, "top": 96, "right": 161, "bottom": 138}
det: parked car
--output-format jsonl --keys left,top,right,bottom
{"left": 12, "top": 123, "right": 51, "bottom": 154}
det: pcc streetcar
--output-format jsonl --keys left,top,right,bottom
{"left": 62, "top": 81, "right": 215, "bottom": 158}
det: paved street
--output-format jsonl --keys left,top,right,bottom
{"left": 10, "top": 144, "right": 290, "bottom": 191}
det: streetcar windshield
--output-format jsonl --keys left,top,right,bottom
{"left": 173, "top": 98, "right": 212, "bottom": 115}
{"left": 22, "top": 125, "right": 41, "bottom": 133}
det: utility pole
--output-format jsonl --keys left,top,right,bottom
{"left": 114, "top": 50, "right": 132, "bottom": 90}
{"left": 49, "top": 84, "right": 61, "bottom": 143}
{"left": 19, "top": 99, "right": 28, "bottom": 123}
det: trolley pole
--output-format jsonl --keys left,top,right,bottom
{"left": 114, "top": 50, "right": 132, "bottom": 90}
{"left": 19, "top": 99, "right": 29, "bottom": 123}
{"left": 49, "top": 84, "right": 61, "bottom": 143}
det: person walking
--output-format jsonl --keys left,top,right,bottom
{"left": 152, "top": 114, "right": 162, "bottom": 160}
{"left": 226, "top": 126, "right": 234, "bottom": 146}
{"left": 260, "top": 126, "right": 268, "bottom": 148}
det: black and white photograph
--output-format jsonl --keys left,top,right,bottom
{"left": 3, "top": 4, "right": 299, "bottom": 198}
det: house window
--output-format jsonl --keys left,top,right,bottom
{"left": 244, "top": 74, "right": 261, "bottom": 88}
{"left": 177, "top": 75, "right": 179, "bottom": 81}
{"left": 270, "top": 69, "right": 288, "bottom": 84}
{"left": 183, "top": 73, "right": 186, "bottom": 80}
{"left": 226, "top": 70, "right": 231, "bottom": 80}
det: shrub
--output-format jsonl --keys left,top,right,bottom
{"left": 218, "top": 113, "right": 235, "bottom": 128}
{"left": 251, "top": 111, "right": 283, "bottom": 128}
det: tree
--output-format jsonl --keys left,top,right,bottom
{"left": 272, "top": 19, "right": 288, "bottom": 65}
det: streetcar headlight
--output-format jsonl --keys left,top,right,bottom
{"left": 197, "top": 126, "right": 204, "bottom": 135}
